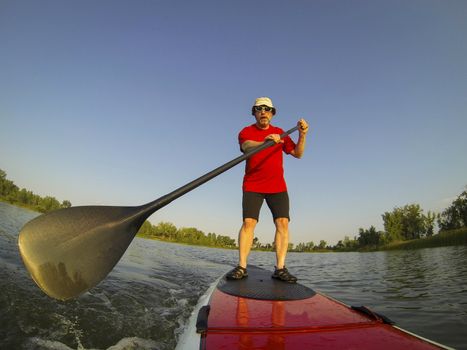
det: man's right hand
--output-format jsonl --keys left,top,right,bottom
{"left": 265, "top": 134, "right": 284, "bottom": 144}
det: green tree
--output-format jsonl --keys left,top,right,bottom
{"left": 154, "top": 221, "right": 177, "bottom": 239}
{"left": 178, "top": 227, "right": 205, "bottom": 243}
{"left": 61, "top": 200, "right": 72, "bottom": 208}
{"left": 207, "top": 232, "right": 217, "bottom": 245}
{"left": 38, "top": 196, "right": 61, "bottom": 213}
{"left": 438, "top": 190, "right": 467, "bottom": 231}
{"left": 318, "top": 240, "right": 327, "bottom": 250}
{"left": 382, "top": 204, "right": 431, "bottom": 241}
{"left": 17, "top": 188, "right": 33, "bottom": 205}
{"left": 138, "top": 221, "right": 155, "bottom": 237}
{"left": 305, "top": 241, "right": 315, "bottom": 251}
{"left": 424, "top": 211, "right": 437, "bottom": 237}
{"left": 0, "top": 170, "right": 19, "bottom": 200}
{"left": 1, "top": 169, "right": 72, "bottom": 212}
{"left": 357, "top": 226, "right": 382, "bottom": 247}
{"left": 253, "top": 237, "right": 260, "bottom": 249}
{"left": 216, "top": 234, "right": 236, "bottom": 248}
{"left": 382, "top": 207, "right": 404, "bottom": 241}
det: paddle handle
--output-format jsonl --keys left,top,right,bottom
{"left": 143, "top": 125, "right": 299, "bottom": 215}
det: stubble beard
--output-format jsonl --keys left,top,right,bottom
{"left": 257, "top": 116, "right": 271, "bottom": 129}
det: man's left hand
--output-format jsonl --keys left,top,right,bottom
{"left": 297, "top": 119, "right": 309, "bottom": 136}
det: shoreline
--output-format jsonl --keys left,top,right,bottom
{"left": 4, "top": 199, "right": 466, "bottom": 252}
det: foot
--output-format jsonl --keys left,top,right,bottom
{"left": 271, "top": 266, "right": 297, "bottom": 283}
{"left": 226, "top": 265, "right": 248, "bottom": 280}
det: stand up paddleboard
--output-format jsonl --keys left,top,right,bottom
{"left": 176, "top": 265, "right": 452, "bottom": 350}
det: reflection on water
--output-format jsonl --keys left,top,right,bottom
{"left": 1, "top": 202, "right": 466, "bottom": 349}
{"left": 384, "top": 249, "right": 433, "bottom": 301}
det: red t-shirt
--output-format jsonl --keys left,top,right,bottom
{"left": 238, "top": 124, "right": 296, "bottom": 193}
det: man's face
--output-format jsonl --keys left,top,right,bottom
{"left": 254, "top": 105, "right": 273, "bottom": 129}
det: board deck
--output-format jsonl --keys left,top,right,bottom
{"left": 176, "top": 266, "right": 452, "bottom": 350}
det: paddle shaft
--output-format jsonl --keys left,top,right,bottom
{"left": 141, "top": 125, "right": 299, "bottom": 216}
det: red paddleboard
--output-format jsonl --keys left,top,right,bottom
{"left": 176, "top": 265, "right": 452, "bottom": 350}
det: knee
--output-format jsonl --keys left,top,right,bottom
{"left": 243, "top": 218, "right": 257, "bottom": 230}
{"left": 275, "top": 217, "right": 289, "bottom": 232}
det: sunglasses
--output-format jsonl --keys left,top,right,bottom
{"left": 254, "top": 105, "right": 273, "bottom": 112}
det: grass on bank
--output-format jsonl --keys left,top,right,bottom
{"left": 380, "top": 227, "right": 467, "bottom": 251}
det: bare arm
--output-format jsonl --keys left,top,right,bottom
{"left": 290, "top": 119, "right": 309, "bottom": 159}
{"left": 241, "top": 140, "right": 264, "bottom": 153}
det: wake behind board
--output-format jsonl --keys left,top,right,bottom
{"left": 176, "top": 265, "right": 452, "bottom": 350}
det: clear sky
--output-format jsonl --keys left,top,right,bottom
{"left": 1, "top": 1, "right": 466, "bottom": 245}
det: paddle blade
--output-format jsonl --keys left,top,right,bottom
{"left": 18, "top": 205, "right": 144, "bottom": 301}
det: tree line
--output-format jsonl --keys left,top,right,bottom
{"left": 0, "top": 169, "right": 71, "bottom": 213}
{"left": 0, "top": 168, "right": 235, "bottom": 249}
{"left": 289, "top": 188, "right": 466, "bottom": 252}
{"left": 137, "top": 221, "right": 237, "bottom": 248}
{"left": 246, "top": 188, "right": 466, "bottom": 252}
{"left": 2, "top": 168, "right": 465, "bottom": 252}
{"left": 139, "top": 187, "right": 465, "bottom": 252}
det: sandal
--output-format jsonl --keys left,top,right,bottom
{"left": 226, "top": 266, "right": 248, "bottom": 280}
{"left": 271, "top": 266, "right": 297, "bottom": 283}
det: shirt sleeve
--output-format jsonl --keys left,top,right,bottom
{"left": 238, "top": 127, "right": 250, "bottom": 152}
{"left": 238, "top": 127, "right": 248, "bottom": 146}
{"left": 282, "top": 135, "right": 296, "bottom": 154}
{"left": 274, "top": 127, "right": 295, "bottom": 154}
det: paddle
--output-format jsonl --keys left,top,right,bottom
{"left": 18, "top": 126, "right": 299, "bottom": 301}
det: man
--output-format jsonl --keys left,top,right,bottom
{"left": 226, "top": 97, "right": 309, "bottom": 283}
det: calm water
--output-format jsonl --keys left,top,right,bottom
{"left": 1, "top": 201, "right": 466, "bottom": 349}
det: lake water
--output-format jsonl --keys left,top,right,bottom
{"left": 1, "top": 201, "right": 466, "bottom": 349}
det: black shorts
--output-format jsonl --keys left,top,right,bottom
{"left": 242, "top": 191, "right": 290, "bottom": 222}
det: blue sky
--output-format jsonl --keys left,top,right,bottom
{"left": 1, "top": 1, "right": 466, "bottom": 245}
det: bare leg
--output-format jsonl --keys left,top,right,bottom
{"left": 238, "top": 218, "right": 257, "bottom": 268}
{"left": 274, "top": 217, "right": 289, "bottom": 269}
